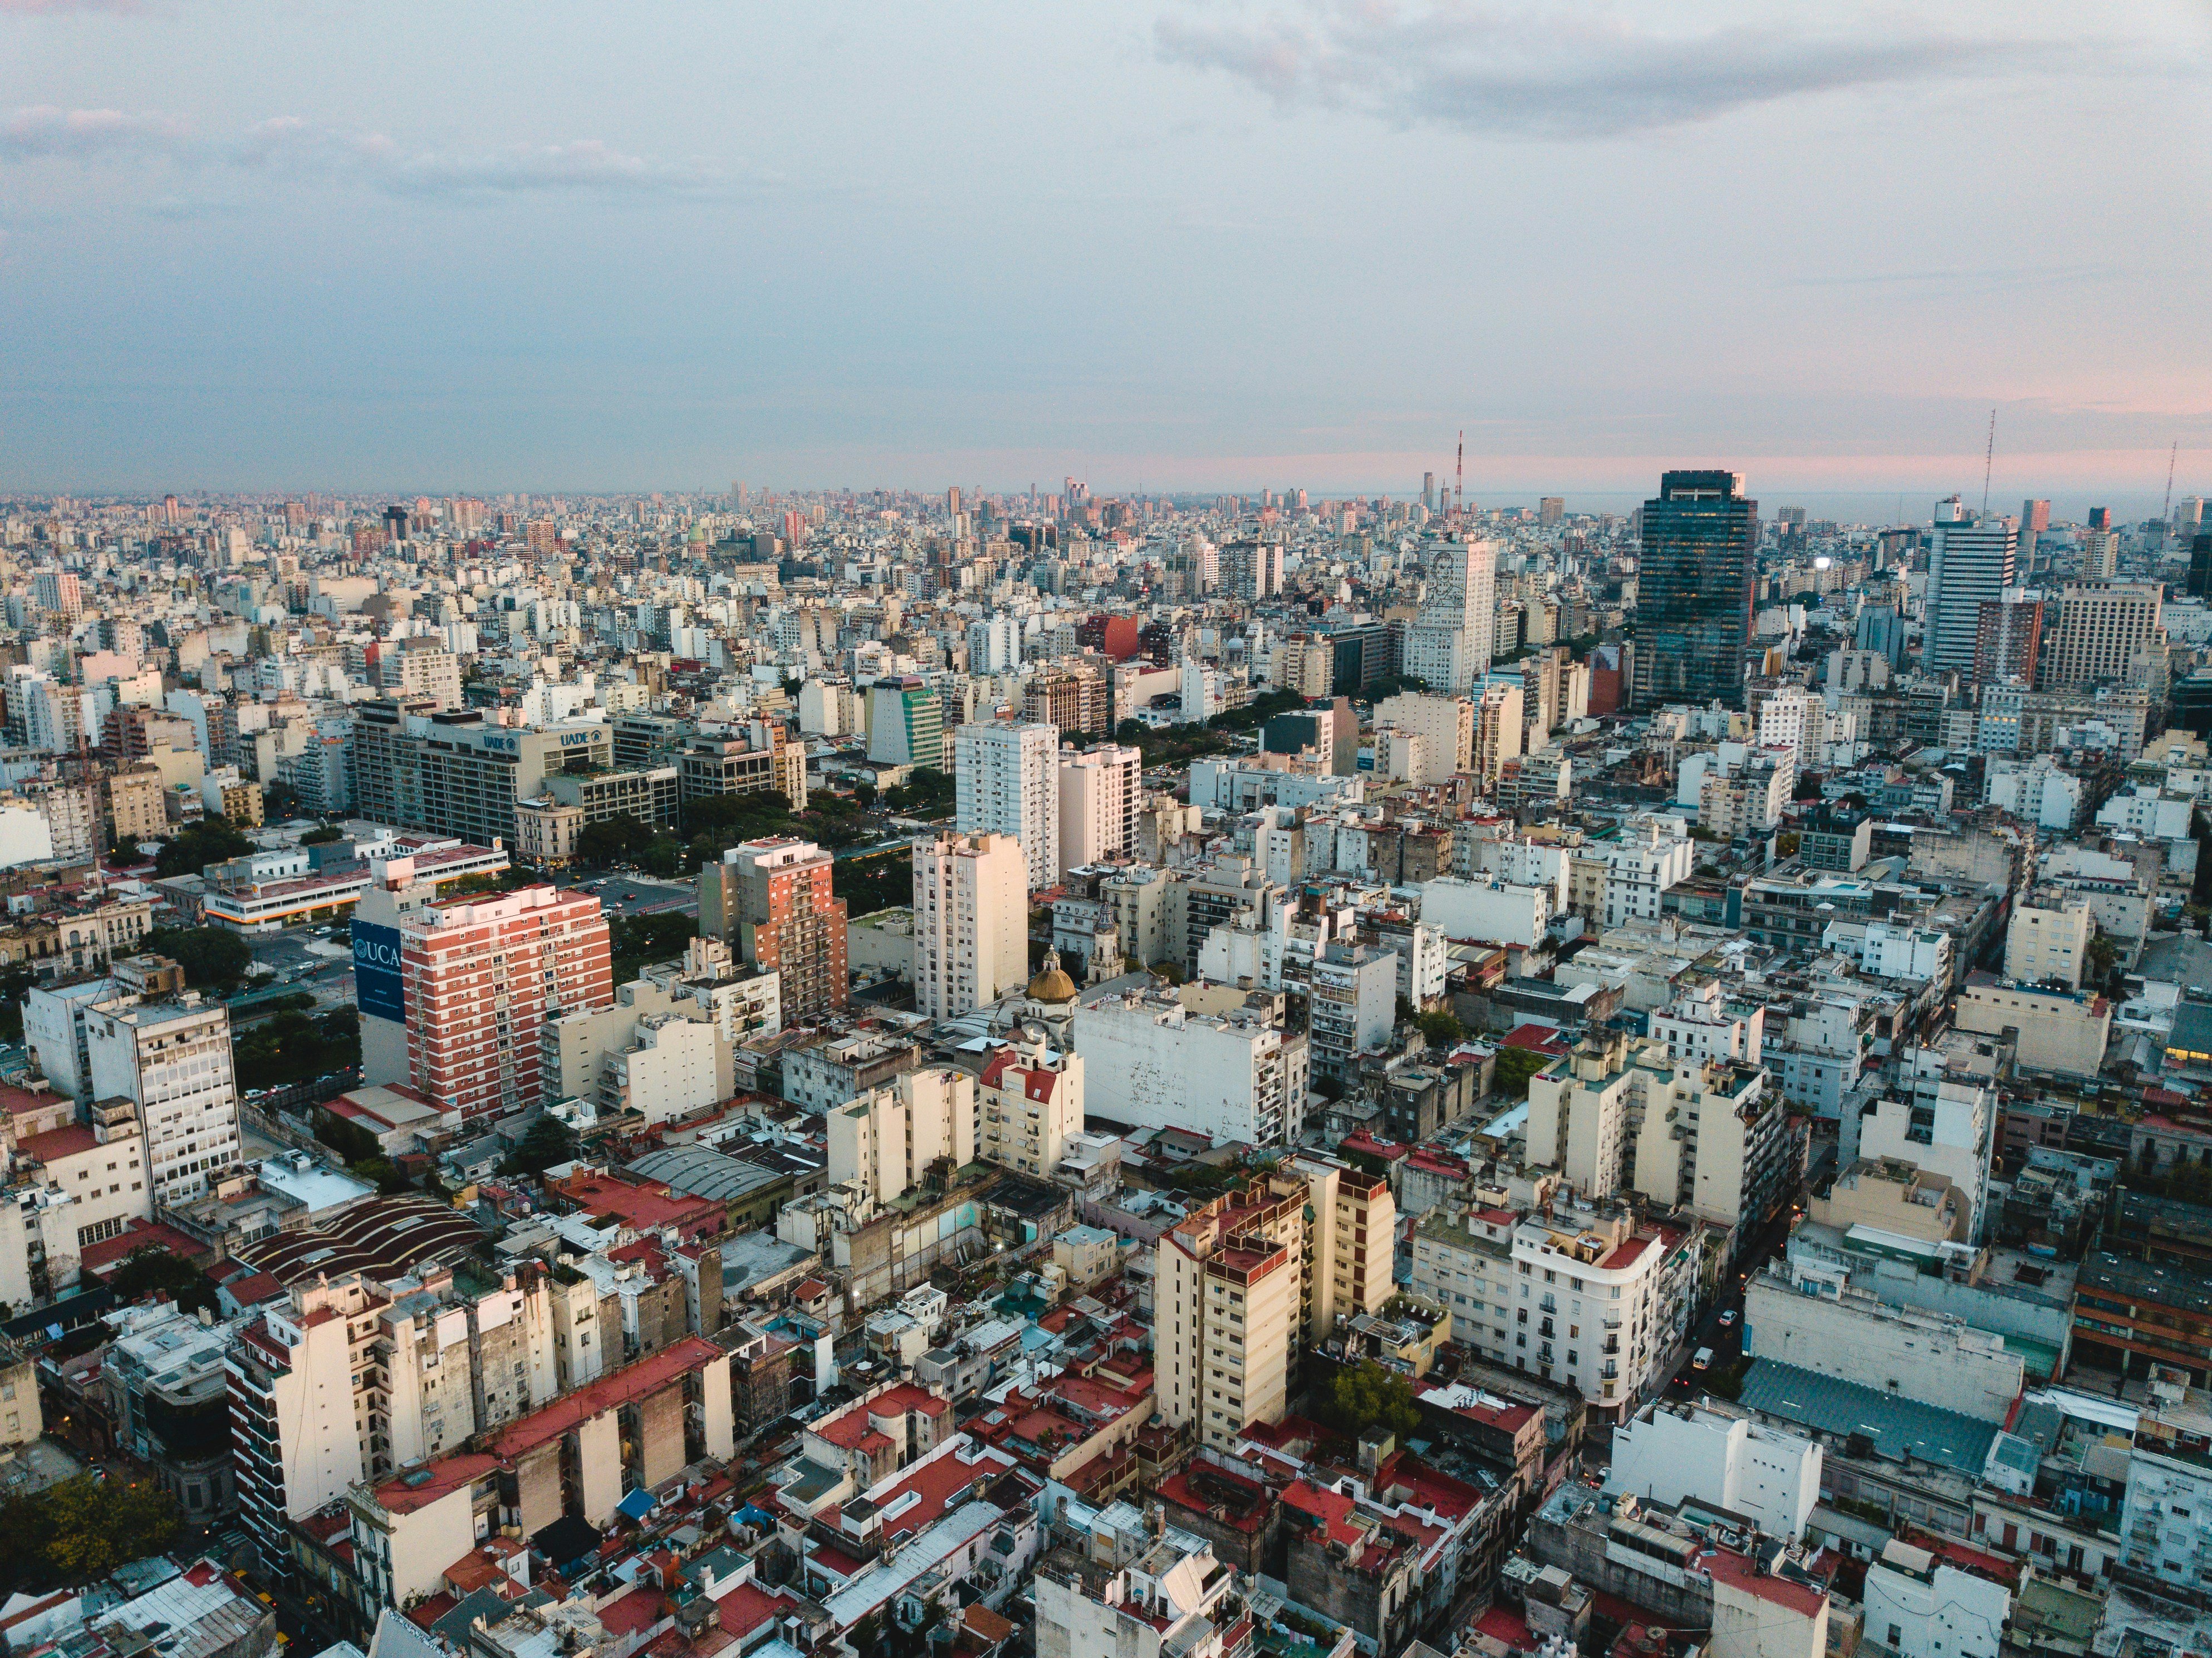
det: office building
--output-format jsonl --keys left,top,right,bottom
{"left": 401, "top": 885, "right": 613, "bottom": 1125}
{"left": 954, "top": 720, "right": 1058, "bottom": 890}
{"left": 1632, "top": 470, "right": 1758, "bottom": 709}
{"left": 867, "top": 678, "right": 945, "bottom": 770}
{"left": 2190, "top": 530, "right": 2212, "bottom": 600}
{"left": 701, "top": 838, "right": 848, "bottom": 1023}
{"left": 1056, "top": 744, "right": 1142, "bottom": 877}
{"left": 1922, "top": 497, "right": 2017, "bottom": 680}
{"left": 913, "top": 831, "right": 1027, "bottom": 1020}
{"left": 349, "top": 703, "right": 615, "bottom": 850}
{"left": 1401, "top": 539, "right": 1498, "bottom": 693}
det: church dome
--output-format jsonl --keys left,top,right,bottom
{"left": 1026, "top": 951, "right": 1078, "bottom": 1004}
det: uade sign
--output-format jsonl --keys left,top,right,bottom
{"left": 352, "top": 920, "right": 407, "bottom": 1022}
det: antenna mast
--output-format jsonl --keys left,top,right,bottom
{"left": 1455, "top": 431, "right": 1464, "bottom": 521}
{"left": 1981, "top": 407, "right": 1995, "bottom": 514}
{"left": 2164, "top": 439, "right": 2179, "bottom": 526}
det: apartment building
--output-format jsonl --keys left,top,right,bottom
{"left": 912, "top": 831, "right": 1027, "bottom": 1020}
{"left": 1056, "top": 743, "right": 1142, "bottom": 876}
{"left": 1308, "top": 940, "right": 1397, "bottom": 1086}
{"left": 954, "top": 720, "right": 1059, "bottom": 890}
{"left": 978, "top": 1037, "right": 1082, "bottom": 1179}
{"left": 1411, "top": 1196, "right": 1696, "bottom": 1422}
{"left": 1372, "top": 691, "right": 1474, "bottom": 784}
{"left": 1073, "top": 983, "right": 1309, "bottom": 1146}
{"left": 400, "top": 884, "right": 613, "bottom": 1126}
{"left": 826, "top": 1067, "right": 976, "bottom": 1206}
{"left": 2004, "top": 896, "right": 2092, "bottom": 988}
{"left": 85, "top": 986, "right": 242, "bottom": 1204}
{"left": 2041, "top": 583, "right": 2165, "bottom": 693}
{"left": 700, "top": 837, "right": 848, "bottom": 1023}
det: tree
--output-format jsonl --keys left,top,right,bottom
{"left": 150, "top": 817, "right": 254, "bottom": 879}
{"left": 576, "top": 813, "right": 656, "bottom": 867}
{"left": 1492, "top": 1044, "right": 1552, "bottom": 1101}
{"left": 502, "top": 1115, "right": 579, "bottom": 1178}
{"left": 18, "top": 1475, "right": 184, "bottom": 1587}
{"left": 1318, "top": 1360, "right": 1422, "bottom": 1441}
{"left": 140, "top": 926, "right": 253, "bottom": 992}
{"left": 109, "top": 1248, "right": 216, "bottom": 1317}
{"left": 300, "top": 824, "right": 346, "bottom": 845}
{"left": 1415, "top": 1009, "right": 1467, "bottom": 1048}
{"left": 883, "top": 766, "right": 955, "bottom": 816}
{"left": 609, "top": 910, "right": 699, "bottom": 983}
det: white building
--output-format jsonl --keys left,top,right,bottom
{"left": 1744, "top": 1273, "right": 2023, "bottom": 1423}
{"left": 85, "top": 990, "right": 242, "bottom": 1204}
{"left": 1862, "top": 1541, "right": 2010, "bottom": 1658}
{"left": 954, "top": 721, "right": 1060, "bottom": 889}
{"left": 1419, "top": 875, "right": 1551, "bottom": 948}
{"left": 1983, "top": 757, "right": 2083, "bottom": 831}
{"left": 1924, "top": 498, "right": 2017, "bottom": 679}
{"left": 1606, "top": 1399, "right": 1822, "bottom": 1539}
{"left": 2116, "top": 1376, "right": 2212, "bottom": 1592}
{"left": 913, "top": 831, "right": 1028, "bottom": 1020}
{"left": 1057, "top": 744, "right": 1142, "bottom": 877}
{"left": 604, "top": 1012, "right": 728, "bottom": 1124}
{"left": 2004, "top": 897, "right": 2091, "bottom": 989}
{"left": 1401, "top": 539, "right": 1499, "bottom": 693}
{"left": 1072, "top": 984, "right": 1309, "bottom": 1146}
{"left": 2096, "top": 784, "right": 2195, "bottom": 844}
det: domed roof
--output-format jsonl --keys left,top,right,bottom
{"left": 1027, "top": 951, "right": 1078, "bottom": 1004}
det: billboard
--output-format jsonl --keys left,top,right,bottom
{"left": 352, "top": 920, "right": 406, "bottom": 1023}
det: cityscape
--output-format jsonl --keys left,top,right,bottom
{"left": 4, "top": 8, "right": 2212, "bottom": 1658}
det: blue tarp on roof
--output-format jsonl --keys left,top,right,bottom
{"left": 617, "top": 1487, "right": 656, "bottom": 1520}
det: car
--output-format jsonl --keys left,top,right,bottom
{"left": 1719, "top": 1309, "right": 1739, "bottom": 1327}
{"left": 1692, "top": 1347, "right": 1714, "bottom": 1370}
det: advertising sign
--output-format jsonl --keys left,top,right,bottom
{"left": 352, "top": 920, "right": 407, "bottom": 1023}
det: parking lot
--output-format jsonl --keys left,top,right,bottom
{"left": 566, "top": 874, "right": 698, "bottom": 916}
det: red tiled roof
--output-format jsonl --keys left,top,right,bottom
{"left": 1703, "top": 1547, "right": 1827, "bottom": 1617}
{"left": 1502, "top": 1023, "right": 1570, "bottom": 1055}
{"left": 17, "top": 1123, "right": 99, "bottom": 1162}
{"left": 712, "top": 1582, "right": 796, "bottom": 1640}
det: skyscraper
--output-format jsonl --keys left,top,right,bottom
{"left": 1924, "top": 496, "right": 2017, "bottom": 681}
{"left": 2042, "top": 583, "right": 2166, "bottom": 694}
{"left": 1974, "top": 597, "right": 2044, "bottom": 688}
{"left": 1057, "top": 743, "right": 1143, "bottom": 876}
{"left": 954, "top": 721, "right": 1060, "bottom": 890}
{"left": 1400, "top": 538, "right": 1498, "bottom": 693}
{"left": 1631, "top": 470, "right": 1758, "bottom": 709}
{"left": 2188, "top": 531, "right": 2212, "bottom": 601}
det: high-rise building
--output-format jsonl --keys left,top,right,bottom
{"left": 1631, "top": 470, "right": 1758, "bottom": 709}
{"left": 1370, "top": 692, "right": 1473, "bottom": 786}
{"left": 1539, "top": 496, "right": 1565, "bottom": 525}
{"left": 866, "top": 678, "right": 945, "bottom": 771}
{"left": 2088, "top": 507, "right": 2111, "bottom": 531}
{"left": 2189, "top": 531, "right": 2212, "bottom": 601}
{"left": 700, "top": 837, "right": 848, "bottom": 1023}
{"left": 85, "top": 988, "right": 242, "bottom": 1205}
{"left": 1924, "top": 496, "right": 2018, "bottom": 680}
{"left": 1056, "top": 744, "right": 1142, "bottom": 876}
{"left": 954, "top": 721, "right": 1059, "bottom": 890}
{"left": 827, "top": 1067, "right": 975, "bottom": 1204}
{"left": 31, "top": 568, "right": 82, "bottom": 619}
{"left": 1473, "top": 682, "right": 1524, "bottom": 783}
{"left": 399, "top": 885, "right": 612, "bottom": 1126}
{"left": 1218, "top": 540, "right": 1285, "bottom": 599}
{"left": 1021, "top": 661, "right": 1110, "bottom": 738}
{"left": 375, "top": 641, "right": 463, "bottom": 710}
{"left": 1973, "top": 596, "right": 2044, "bottom": 688}
{"left": 912, "top": 831, "right": 1028, "bottom": 1020}
{"left": 347, "top": 703, "right": 615, "bottom": 850}
{"left": 1400, "top": 539, "right": 1498, "bottom": 692}
{"left": 2041, "top": 583, "right": 2166, "bottom": 694}
{"left": 2020, "top": 498, "right": 2051, "bottom": 539}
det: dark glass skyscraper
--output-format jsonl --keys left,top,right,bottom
{"left": 1632, "top": 469, "right": 1758, "bottom": 709}
{"left": 2187, "top": 531, "right": 2212, "bottom": 601}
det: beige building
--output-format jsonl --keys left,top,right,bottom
{"left": 2004, "top": 896, "right": 2092, "bottom": 989}
{"left": 1057, "top": 744, "right": 1143, "bottom": 877}
{"left": 913, "top": 830, "right": 1028, "bottom": 1020}
{"left": 1474, "top": 682, "right": 1525, "bottom": 784}
{"left": 1373, "top": 692, "right": 1474, "bottom": 785}
{"left": 2041, "top": 583, "right": 2165, "bottom": 693}
{"left": 1809, "top": 1157, "right": 1969, "bottom": 1245}
{"left": 1155, "top": 1157, "right": 1396, "bottom": 1450}
{"left": 827, "top": 1066, "right": 977, "bottom": 1206}
{"left": 103, "top": 764, "right": 167, "bottom": 849}
{"left": 376, "top": 642, "right": 463, "bottom": 710}
{"left": 513, "top": 794, "right": 587, "bottom": 865}
{"left": 1956, "top": 979, "right": 2110, "bottom": 1077}
{"left": 978, "top": 1034, "right": 1082, "bottom": 1179}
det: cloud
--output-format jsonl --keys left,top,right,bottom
{"left": 0, "top": 105, "right": 739, "bottom": 197}
{"left": 1154, "top": 2, "right": 2114, "bottom": 140}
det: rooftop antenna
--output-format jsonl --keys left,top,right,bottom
{"left": 1455, "top": 430, "right": 1464, "bottom": 521}
{"left": 1980, "top": 406, "right": 1996, "bottom": 515}
{"left": 2164, "top": 439, "right": 2179, "bottom": 526}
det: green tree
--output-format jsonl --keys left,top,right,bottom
{"left": 233, "top": 1007, "right": 361, "bottom": 1091}
{"left": 140, "top": 926, "right": 254, "bottom": 992}
{"left": 299, "top": 824, "right": 346, "bottom": 845}
{"left": 609, "top": 910, "right": 699, "bottom": 983}
{"left": 1318, "top": 1360, "right": 1423, "bottom": 1441}
{"left": 1415, "top": 1009, "right": 1467, "bottom": 1048}
{"left": 502, "top": 1115, "right": 579, "bottom": 1178}
{"left": 32, "top": 1475, "right": 185, "bottom": 1586}
{"left": 882, "top": 767, "right": 955, "bottom": 816}
{"left": 833, "top": 849, "right": 913, "bottom": 919}
{"left": 150, "top": 817, "right": 254, "bottom": 878}
{"left": 109, "top": 1247, "right": 216, "bottom": 1317}
{"left": 1492, "top": 1044, "right": 1552, "bottom": 1100}
{"left": 575, "top": 813, "right": 656, "bottom": 867}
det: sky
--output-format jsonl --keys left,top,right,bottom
{"left": 4, "top": 0, "right": 2211, "bottom": 509}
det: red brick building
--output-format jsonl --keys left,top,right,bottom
{"left": 401, "top": 884, "right": 612, "bottom": 1124}
{"left": 702, "top": 838, "right": 847, "bottom": 1023}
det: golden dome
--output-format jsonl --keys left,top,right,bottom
{"left": 1027, "top": 951, "right": 1078, "bottom": 1004}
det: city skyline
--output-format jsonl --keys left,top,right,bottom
{"left": 4, "top": 1, "right": 2210, "bottom": 494}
